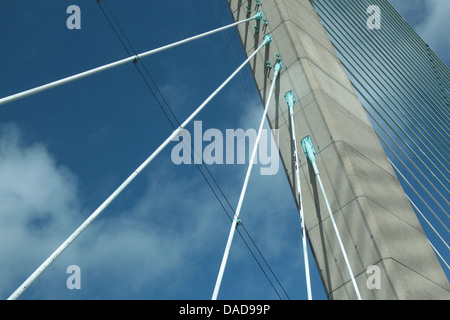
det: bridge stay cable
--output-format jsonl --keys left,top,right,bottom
{"left": 7, "top": 33, "right": 272, "bottom": 301}
{"left": 284, "top": 90, "right": 313, "bottom": 300}
{"left": 362, "top": 106, "right": 450, "bottom": 232}
{"left": 0, "top": 11, "right": 264, "bottom": 107}
{"left": 212, "top": 55, "right": 282, "bottom": 300}
{"left": 389, "top": 159, "right": 449, "bottom": 250}
{"left": 301, "top": 136, "right": 363, "bottom": 300}
{"left": 428, "top": 241, "right": 450, "bottom": 271}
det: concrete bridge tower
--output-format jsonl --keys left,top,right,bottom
{"left": 226, "top": 0, "right": 450, "bottom": 299}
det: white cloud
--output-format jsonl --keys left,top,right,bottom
{"left": 390, "top": 0, "right": 450, "bottom": 65}
{"left": 0, "top": 124, "right": 81, "bottom": 299}
{"left": 0, "top": 126, "right": 227, "bottom": 299}
{"left": 414, "top": 0, "right": 450, "bottom": 64}
{"left": 390, "top": 0, "right": 427, "bottom": 25}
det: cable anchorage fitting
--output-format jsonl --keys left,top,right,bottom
{"left": 301, "top": 136, "right": 316, "bottom": 165}
{"left": 263, "top": 33, "right": 272, "bottom": 45}
{"left": 275, "top": 53, "right": 281, "bottom": 62}
{"left": 274, "top": 54, "right": 283, "bottom": 73}
{"left": 252, "top": 11, "right": 264, "bottom": 33}
{"left": 284, "top": 90, "right": 296, "bottom": 110}
{"left": 274, "top": 61, "right": 283, "bottom": 72}
{"left": 252, "top": 10, "right": 264, "bottom": 21}
{"left": 176, "top": 125, "right": 185, "bottom": 137}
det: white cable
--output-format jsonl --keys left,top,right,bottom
{"left": 314, "top": 164, "right": 362, "bottom": 300}
{"left": 428, "top": 241, "right": 450, "bottom": 271}
{"left": 389, "top": 159, "right": 449, "bottom": 250}
{"left": 285, "top": 91, "right": 312, "bottom": 300}
{"left": 0, "top": 13, "right": 263, "bottom": 106}
{"left": 212, "top": 59, "right": 282, "bottom": 301}
{"left": 387, "top": 158, "right": 449, "bottom": 233}
{"left": 302, "top": 137, "right": 362, "bottom": 300}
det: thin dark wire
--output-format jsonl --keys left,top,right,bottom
{"left": 101, "top": 0, "right": 180, "bottom": 127}
{"left": 97, "top": 0, "right": 290, "bottom": 299}
{"left": 97, "top": 2, "right": 178, "bottom": 129}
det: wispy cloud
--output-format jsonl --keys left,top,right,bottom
{"left": 391, "top": 0, "right": 450, "bottom": 65}
{"left": 0, "top": 124, "right": 81, "bottom": 299}
{"left": 414, "top": 0, "right": 450, "bottom": 65}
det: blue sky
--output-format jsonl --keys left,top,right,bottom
{"left": 0, "top": 1, "right": 447, "bottom": 300}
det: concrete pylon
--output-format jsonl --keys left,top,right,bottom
{"left": 226, "top": 0, "right": 450, "bottom": 299}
